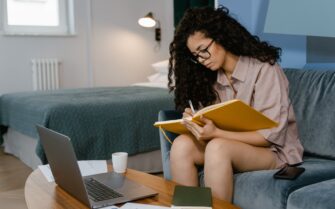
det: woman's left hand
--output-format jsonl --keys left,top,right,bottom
{"left": 182, "top": 115, "right": 217, "bottom": 141}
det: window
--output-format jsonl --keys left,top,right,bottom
{"left": 2, "top": 0, "right": 74, "bottom": 35}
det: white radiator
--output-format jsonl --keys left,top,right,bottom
{"left": 31, "top": 59, "right": 60, "bottom": 91}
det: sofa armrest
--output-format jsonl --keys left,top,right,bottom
{"left": 158, "top": 110, "right": 181, "bottom": 180}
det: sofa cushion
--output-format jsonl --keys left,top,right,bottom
{"left": 198, "top": 157, "right": 335, "bottom": 209}
{"left": 284, "top": 69, "right": 335, "bottom": 159}
{"left": 287, "top": 179, "right": 335, "bottom": 209}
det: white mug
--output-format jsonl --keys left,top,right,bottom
{"left": 112, "top": 152, "right": 128, "bottom": 173}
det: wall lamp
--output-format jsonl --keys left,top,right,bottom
{"left": 138, "top": 12, "right": 161, "bottom": 42}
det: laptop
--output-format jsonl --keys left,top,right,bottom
{"left": 36, "top": 125, "right": 157, "bottom": 209}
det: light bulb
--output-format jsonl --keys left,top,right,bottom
{"left": 138, "top": 17, "right": 156, "bottom": 28}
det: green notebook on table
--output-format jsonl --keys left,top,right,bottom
{"left": 172, "top": 185, "right": 212, "bottom": 209}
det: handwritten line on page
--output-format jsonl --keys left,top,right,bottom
{"left": 38, "top": 160, "right": 108, "bottom": 182}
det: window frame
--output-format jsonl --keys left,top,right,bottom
{"left": 1, "top": 0, "right": 75, "bottom": 36}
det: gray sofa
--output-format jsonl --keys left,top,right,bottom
{"left": 158, "top": 68, "right": 335, "bottom": 209}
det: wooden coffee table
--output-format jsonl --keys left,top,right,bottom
{"left": 25, "top": 164, "right": 240, "bottom": 209}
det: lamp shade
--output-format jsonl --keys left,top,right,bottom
{"left": 264, "top": 0, "right": 335, "bottom": 37}
{"left": 138, "top": 12, "right": 156, "bottom": 28}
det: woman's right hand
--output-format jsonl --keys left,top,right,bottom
{"left": 182, "top": 108, "right": 194, "bottom": 119}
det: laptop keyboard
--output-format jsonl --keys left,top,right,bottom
{"left": 84, "top": 178, "right": 123, "bottom": 202}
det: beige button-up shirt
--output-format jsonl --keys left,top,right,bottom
{"left": 214, "top": 56, "right": 304, "bottom": 165}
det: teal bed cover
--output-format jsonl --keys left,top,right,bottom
{"left": 0, "top": 86, "right": 174, "bottom": 164}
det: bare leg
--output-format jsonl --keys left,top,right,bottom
{"left": 204, "top": 138, "right": 278, "bottom": 202}
{"left": 170, "top": 134, "right": 206, "bottom": 186}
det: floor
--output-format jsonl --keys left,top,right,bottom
{"left": 0, "top": 146, "right": 32, "bottom": 209}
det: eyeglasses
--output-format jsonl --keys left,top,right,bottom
{"left": 189, "top": 39, "right": 214, "bottom": 64}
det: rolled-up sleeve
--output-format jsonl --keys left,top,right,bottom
{"left": 253, "top": 64, "right": 290, "bottom": 147}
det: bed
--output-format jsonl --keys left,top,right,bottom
{"left": 0, "top": 85, "right": 174, "bottom": 172}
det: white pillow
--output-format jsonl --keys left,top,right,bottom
{"left": 151, "top": 59, "right": 169, "bottom": 73}
{"left": 147, "top": 73, "right": 168, "bottom": 83}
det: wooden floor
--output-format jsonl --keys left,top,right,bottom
{"left": 0, "top": 146, "right": 32, "bottom": 209}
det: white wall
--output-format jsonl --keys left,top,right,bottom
{"left": 0, "top": 0, "right": 90, "bottom": 94}
{"left": 0, "top": 0, "right": 174, "bottom": 94}
{"left": 91, "top": 0, "right": 173, "bottom": 86}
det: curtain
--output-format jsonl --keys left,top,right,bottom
{"left": 174, "top": 0, "right": 215, "bottom": 27}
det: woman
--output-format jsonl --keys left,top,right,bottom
{"left": 167, "top": 6, "right": 304, "bottom": 202}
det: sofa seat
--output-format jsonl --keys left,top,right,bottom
{"left": 287, "top": 179, "right": 335, "bottom": 209}
{"left": 198, "top": 157, "right": 335, "bottom": 209}
{"left": 224, "top": 157, "right": 335, "bottom": 209}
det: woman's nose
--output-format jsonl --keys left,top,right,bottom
{"left": 198, "top": 56, "right": 206, "bottom": 64}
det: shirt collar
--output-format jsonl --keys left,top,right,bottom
{"left": 217, "top": 56, "right": 248, "bottom": 86}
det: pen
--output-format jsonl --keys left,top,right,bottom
{"left": 188, "top": 100, "right": 196, "bottom": 114}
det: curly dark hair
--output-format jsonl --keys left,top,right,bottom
{"left": 168, "top": 6, "right": 282, "bottom": 111}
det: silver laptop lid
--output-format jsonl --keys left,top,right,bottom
{"left": 37, "top": 125, "right": 158, "bottom": 208}
{"left": 36, "top": 125, "right": 91, "bottom": 207}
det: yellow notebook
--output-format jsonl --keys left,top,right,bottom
{"left": 154, "top": 99, "right": 278, "bottom": 136}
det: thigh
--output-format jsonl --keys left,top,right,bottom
{"left": 171, "top": 134, "right": 206, "bottom": 165}
{"left": 205, "top": 139, "right": 278, "bottom": 172}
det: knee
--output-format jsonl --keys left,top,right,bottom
{"left": 205, "top": 138, "right": 233, "bottom": 162}
{"left": 206, "top": 138, "right": 232, "bottom": 153}
{"left": 170, "top": 135, "right": 195, "bottom": 159}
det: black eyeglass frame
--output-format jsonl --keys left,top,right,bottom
{"left": 189, "top": 39, "right": 215, "bottom": 64}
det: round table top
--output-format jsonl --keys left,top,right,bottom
{"left": 25, "top": 164, "right": 240, "bottom": 209}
